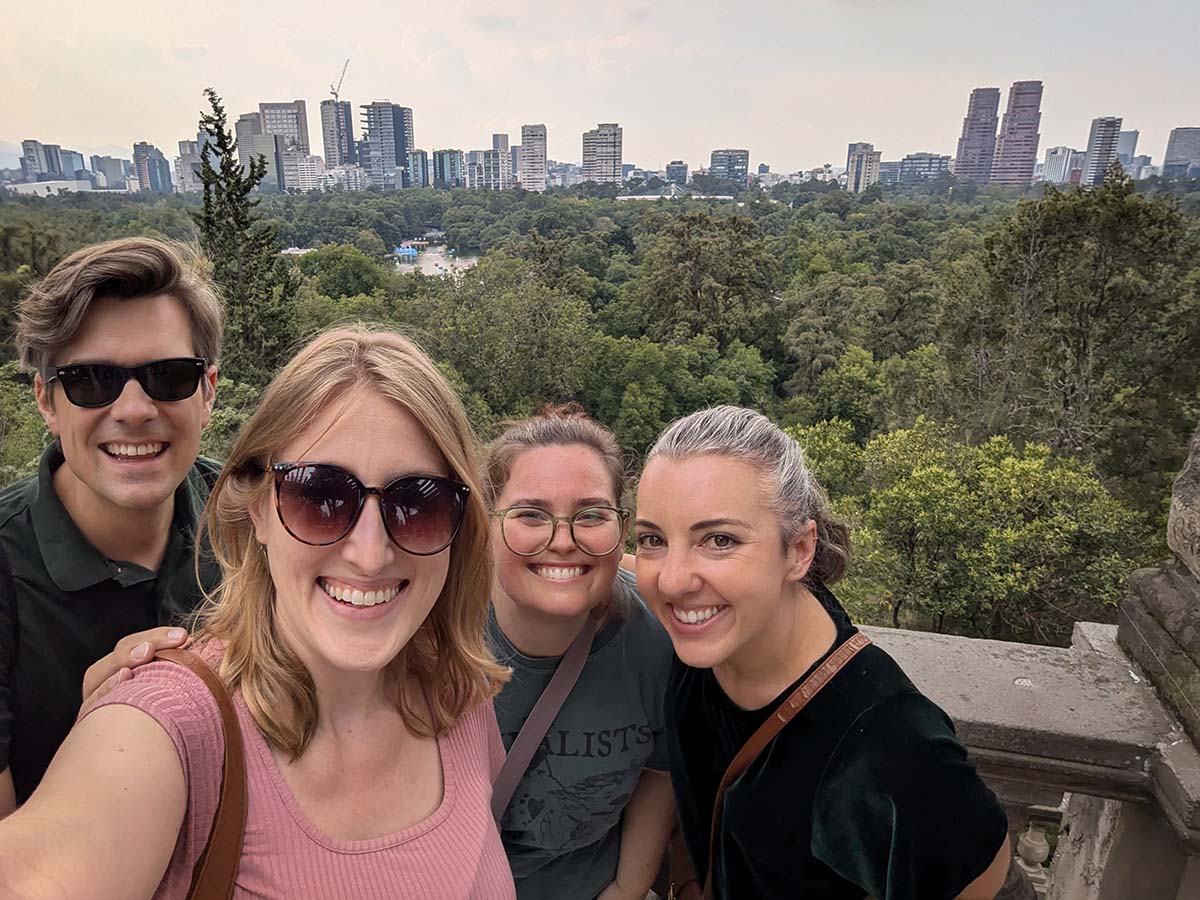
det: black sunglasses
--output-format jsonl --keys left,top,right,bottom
{"left": 47, "top": 357, "right": 207, "bottom": 408}
{"left": 271, "top": 462, "right": 470, "bottom": 555}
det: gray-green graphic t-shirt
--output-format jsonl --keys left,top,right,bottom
{"left": 488, "top": 568, "right": 674, "bottom": 900}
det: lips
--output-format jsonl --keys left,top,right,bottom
{"left": 319, "top": 577, "right": 408, "bottom": 608}
{"left": 528, "top": 564, "right": 591, "bottom": 582}
{"left": 101, "top": 441, "right": 168, "bottom": 459}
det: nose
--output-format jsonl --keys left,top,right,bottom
{"left": 108, "top": 376, "right": 159, "bottom": 426}
{"left": 545, "top": 517, "right": 576, "bottom": 554}
{"left": 340, "top": 495, "right": 397, "bottom": 573}
{"left": 655, "top": 547, "right": 701, "bottom": 599}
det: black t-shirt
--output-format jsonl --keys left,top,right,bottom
{"left": 665, "top": 583, "right": 1008, "bottom": 900}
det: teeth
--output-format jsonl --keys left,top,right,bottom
{"left": 672, "top": 605, "right": 723, "bottom": 625}
{"left": 532, "top": 566, "right": 586, "bottom": 582}
{"left": 319, "top": 579, "right": 402, "bottom": 607}
{"left": 104, "top": 442, "right": 164, "bottom": 458}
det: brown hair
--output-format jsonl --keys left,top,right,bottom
{"left": 194, "top": 326, "right": 507, "bottom": 759}
{"left": 483, "top": 402, "right": 629, "bottom": 509}
{"left": 16, "top": 237, "right": 224, "bottom": 376}
{"left": 647, "top": 405, "right": 850, "bottom": 585}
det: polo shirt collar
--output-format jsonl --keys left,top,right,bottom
{"left": 29, "top": 441, "right": 206, "bottom": 593}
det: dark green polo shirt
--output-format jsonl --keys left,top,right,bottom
{"left": 0, "top": 441, "right": 221, "bottom": 803}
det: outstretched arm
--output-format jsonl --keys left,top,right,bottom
{"left": 598, "top": 769, "right": 676, "bottom": 900}
{"left": 0, "top": 704, "right": 186, "bottom": 900}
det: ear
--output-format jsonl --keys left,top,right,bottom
{"left": 34, "top": 373, "right": 61, "bottom": 437}
{"left": 247, "top": 485, "right": 271, "bottom": 546}
{"left": 784, "top": 519, "right": 817, "bottom": 585}
{"left": 199, "top": 365, "right": 218, "bottom": 428}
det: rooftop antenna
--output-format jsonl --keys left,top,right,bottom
{"left": 330, "top": 59, "right": 350, "bottom": 101}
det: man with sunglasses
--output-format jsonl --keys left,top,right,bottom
{"left": 0, "top": 238, "right": 223, "bottom": 814}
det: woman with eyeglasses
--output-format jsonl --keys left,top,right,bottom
{"left": 484, "top": 407, "right": 677, "bottom": 900}
{"left": 0, "top": 327, "right": 515, "bottom": 899}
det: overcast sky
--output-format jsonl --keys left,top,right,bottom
{"left": 2, "top": 0, "right": 1197, "bottom": 173}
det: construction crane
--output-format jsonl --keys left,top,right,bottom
{"left": 330, "top": 59, "right": 350, "bottom": 102}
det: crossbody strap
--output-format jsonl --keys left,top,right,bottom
{"left": 491, "top": 611, "right": 601, "bottom": 821}
{"left": 158, "top": 648, "right": 247, "bottom": 900}
{"left": 702, "top": 632, "right": 873, "bottom": 900}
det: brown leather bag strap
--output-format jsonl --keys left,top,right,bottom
{"left": 158, "top": 648, "right": 247, "bottom": 900}
{"left": 701, "top": 632, "right": 872, "bottom": 900}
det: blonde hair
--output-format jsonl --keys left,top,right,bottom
{"left": 16, "top": 238, "right": 224, "bottom": 376}
{"left": 647, "top": 405, "right": 850, "bottom": 585}
{"left": 195, "top": 326, "right": 506, "bottom": 758}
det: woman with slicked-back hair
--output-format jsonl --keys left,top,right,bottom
{"left": 634, "top": 406, "right": 1030, "bottom": 900}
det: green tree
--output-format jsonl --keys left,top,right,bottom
{"left": 194, "top": 87, "right": 299, "bottom": 386}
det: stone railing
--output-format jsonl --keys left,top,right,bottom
{"left": 860, "top": 422, "right": 1200, "bottom": 900}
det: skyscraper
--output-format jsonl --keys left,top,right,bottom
{"left": 20, "top": 140, "right": 50, "bottom": 179}
{"left": 710, "top": 149, "right": 750, "bottom": 184}
{"left": 408, "top": 150, "right": 430, "bottom": 188}
{"left": 1081, "top": 117, "right": 1123, "bottom": 187}
{"left": 175, "top": 140, "right": 203, "bottom": 192}
{"left": 247, "top": 134, "right": 286, "bottom": 192}
{"left": 480, "top": 148, "right": 512, "bottom": 190}
{"left": 432, "top": 149, "right": 466, "bottom": 188}
{"left": 59, "top": 150, "right": 87, "bottom": 179}
{"left": 259, "top": 101, "right": 310, "bottom": 154}
{"left": 132, "top": 142, "right": 173, "bottom": 193}
{"left": 582, "top": 123, "right": 622, "bottom": 184}
{"left": 360, "top": 101, "right": 415, "bottom": 189}
{"left": 492, "top": 133, "right": 509, "bottom": 153}
{"left": 1163, "top": 127, "right": 1200, "bottom": 178}
{"left": 320, "top": 100, "right": 357, "bottom": 167}
{"left": 234, "top": 113, "right": 263, "bottom": 168}
{"left": 90, "top": 155, "right": 130, "bottom": 189}
{"left": 1117, "top": 130, "right": 1140, "bottom": 166}
{"left": 952, "top": 87, "right": 1001, "bottom": 183}
{"left": 1043, "top": 146, "right": 1082, "bottom": 184}
{"left": 520, "top": 124, "right": 547, "bottom": 192}
{"left": 665, "top": 161, "right": 688, "bottom": 186}
{"left": 845, "top": 143, "right": 881, "bottom": 193}
{"left": 990, "top": 80, "right": 1043, "bottom": 186}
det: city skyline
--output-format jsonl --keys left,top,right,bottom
{"left": 1, "top": 0, "right": 1195, "bottom": 174}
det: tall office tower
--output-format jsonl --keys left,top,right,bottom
{"left": 20, "top": 140, "right": 49, "bottom": 179}
{"left": 511, "top": 146, "right": 522, "bottom": 184}
{"left": 294, "top": 155, "right": 326, "bottom": 192}
{"left": 899, "top": 152, "right": 951, "bottom": 183}
{"left": 132, "top": 142, "right": 173, "bottom": 193}
{"left": 990, "top": 80, "right": 1043, "bottom": 186}
{"left": 952, "top": 87, "right": 1001, "bottom": 182}
{"left": 481, "top": 148, "right": 512, "bottom": 190}
{"left": 582, "top": 123, "right": 622, "bottom": 183}
{"left": 320, "top": 99, "right": 357, "bottom": 167}
{"left": 845, "top": 144, "right": 881, "bottom": 193}
{"left": 432, "top": 149, "right": 466, "bottom": 188}
{"left": 408, "top": 150, "right": 430, "bottom": 188}
{"left": 710, "top": 149, "right": 750, "bottom": 184}
{"left": 1117, "top": 130, "right": 1139, "bottom": 166}
{"left": 90, "top": 155, "right": 130, "bottom": 189}
{"left": 845, "top": 141, "right": 873, "bottom": 173}
{"left": 1042, "top": 146, "right": 1081, "bottom": 184}
{"left": 41, "top": 145, "right": 65, "bottom": 178}
{"left": 1081, "top": 117, "right": 1123, "bottom": 187}
{"left": 665, "top": 160, "right": 688, "bottom": 185}
{"left": 878, "top": 161, "right": 903, "bottom": 185}
{"left": 492, "top": 133, "right": 509, "bottom": 153}
{"left": 361, "top": 101, "right": 414, "bottom": 189}
{"left": 1163, "top": 127, "right": 1200, "bottom": 178}
{"left": 519, "top": 124, "right": 548, "bottom": 192}
{"left": 247, "top": 134, "right": 286, "bottom": 191}
{"left": 234, "top": 113, "right": 263, "bottom": 167}
{"left": 259, "top": 101, "right": 310, "bottom": 154}
{"left": 59, "top": 149, "right": 87, "bottom": 179}
{"left": 175, "top": 140, "right": 204, "bottom": 192}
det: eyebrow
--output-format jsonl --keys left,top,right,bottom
{"left": 509, "top": 497, "right": 615, "bottom": 508}
{"left": 633, "top": 517, "right": 753, "bottom": 531}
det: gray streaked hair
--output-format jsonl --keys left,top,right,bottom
{"left": 646, "top": 405, "right": 850, "bottom": 584}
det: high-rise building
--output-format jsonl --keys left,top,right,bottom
{"left": 234, "top": 113, "right": 263, "bottom": 168}
{"left": 175, "top": 140, "right": 204, "bottom": 192}
{"left": 1081, "top": 117, "right": 1123, "bottom": 187}
{"left": 360, "top": 101, "right": 415, "bottom": 189}
{"left": 492, "top": 133, "right": 509, "bottom": 153}
{"left": 247, "top": 134, "right": 286, "bottom": 192}
{"left": 59, "top": 149, "right": 87, "bottom": 179}
{"left": 1043, "top": 146, "right": 1081, "bottom": 184}
{"left": 520, "top": 124, "right": 547, "bottom": 192}
{"left": 665, "top": 160, "right": 688, "bottom": 186}
{"left": 20, "top": 140, "right": 50, "bottom": 180}
{"left": 845, "top": 142, "right": 873, "bottom": 174}
{"left": 990, "top": 80, "right": 1043, "bottom": 186}
{"left": 432, "top": 149, "right": 466, "bottom": 188}
{"left": 879, "top": 152, "right": 951, "bottom": 185}
{"left": 952, "top": 87, "right": 1001, "bottom": 183}
{"left": 1116, "top": 130, "right": 1140, "bottom": 166}
{"left": 132, "top": 142, "right": 173, "bottom": 193}
{"left": 294, "top": 155, "right": 326, "bottom": 192}
{"left": 481, "top": 148, "right": 512, "bottom": 190}
{"left": 90, "top": 155, "right": 130, "bottom": 189}
{"left": 1128, "top": 155, "right": 1153, "bottom": 179}
{"left": 259, "top": 100, "right": 310, "bottom": 154}
{"left": 320, "top": 100, "right": 357, "bottom": 168}
{"left": 878, "top": 161, "right": 903, "bottom": 186}
{"left": 845, "top": 143, "right": 881, "bottom": 193}
{"left": 710, "top": 149, "right": 750, "bottom": 184}
{"left": 408, "top": 150, "right": 430, "bottom": 188}
{"left": 1163, "top": 127, "right": 1200, "bottom": 178}
{"left": 582, "top": 123, "right": 622, "bottom": 184}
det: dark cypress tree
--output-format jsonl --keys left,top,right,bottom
{"left": 194, "top": 87, "right": 298, "bottom": 387}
